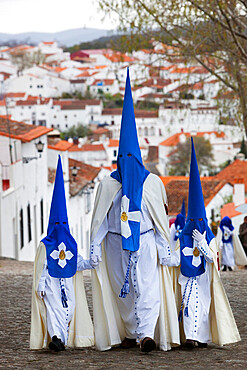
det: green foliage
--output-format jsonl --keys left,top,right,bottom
{"left": 179, "top": 92, "right": 194, "bottom": 100}
{"left": 61, "top": 124, "right": 92, "bottom": 139}
{"left": 103, "top": 93, "right": 123, "bottom": 108}
{"left": 136, "top": 100, "right": 159, "bottom": 110}
{"left": 239, "top": 137, "right": 247, "bottom": 158}
{"left": 168, "top": 136, "right": 214, "bottom": 176}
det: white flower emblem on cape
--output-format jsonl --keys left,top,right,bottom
{"left": 120, "top": 195, "right": 141, "bottom": 239}
{"left": 50, "top": 242, "right": 74, "bottom": 268}
{"left": 182, "top": 240, "right": 202, "bottom": 268}
{"left": 175, "top": 225, "right": 182, "bottom": 238}
{"left": 223, "top": 226, "right": 231, "bottom": 241}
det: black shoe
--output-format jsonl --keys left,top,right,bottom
{"left": 197, "top": 342, "right": 208, "bottom": 348}
{"left": 140, "top": 337, "right": 156, "bottom": 353}
{"left": 182, "top": 340, "right": 196, "bottom": 350}
{"left": 228, "top": 267, "right": 232, "bottom": 271}
{"left": 222, "top": 265, "right": 227, "bottom": 271}
{"left": 119, "top": 337, "right": 137, "bottom": 349}
{"left": 49, "top": 336, "right": 65, "bottom": 352}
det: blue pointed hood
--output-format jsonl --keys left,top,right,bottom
{"left": 181, "top": 199, "right": 186, "bottom": 219}
{"left": 111, "top": 67, "right": 149, "bottom": 252}
{"left": 42, "top": 155, "right": 77, "bottom": 278}
{"left": 180, "top": 137, "right": 214, "bottom": 277}
{"left": 220, "top": 216, "right": 234, "bottom": 243}
{"left": 174, "top": 213, "right": 185, "bottom": 241}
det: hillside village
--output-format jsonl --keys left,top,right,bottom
{"left": 1, "top": 39, "right": 247, "bottom": 261}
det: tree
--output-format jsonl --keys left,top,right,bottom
{"left": 239, "top": 136, "right": 247, "bottom": 158}
{"left": 168, "top": 136, "right": 214, "bottom": 175}
{"left": 61, "top": 124, "right": 92, "bottom": 139}
{"left": 98, "top": 0, "right": 247, "bottom": 134}
{"left": 11, "top": 49, "right": 46, "bottom": 71}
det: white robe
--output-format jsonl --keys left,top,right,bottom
{"left": 90, "top": 173, "right": 180, "bottom": 351}
{"left": 170, "top": 223, "right": 180, "bottom": 252}
{"left": 30, "top": 242, "right": 94, "bottom": 350}
{"left": 38, "top": 255, "right": 91, "bottom": 345}
{"left": 91, "top": 189, "right": 170, "bottom": 340}
{"left": 169, "top": 237, "right": 241, "bottom": 345}
{"left": 216, "top": 228, "right": 247, "bottom": 268}
{"left": 170, "top": 237, "right": 213, "bottom": 343}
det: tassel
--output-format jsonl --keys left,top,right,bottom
{"left": 119, "top": 282, "right": 130, "bottom": 298}
{"left": 178, "top": 309, "right": 183, "bottom": 322}
{"left": 61, "top": 288, "right": 68, "bottom": 308}
{"left": 119, "top": 251, "right": 132, "bottom": 299}
{"left": 184, "top": 306, "right": 189, "bottom": 317}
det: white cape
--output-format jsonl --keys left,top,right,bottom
{"left": 90, "top": 174, "right": 180, "bottom": 351}
{"left": 30, "top": 242, "right": 94, "bottom": 349}
{"left": 172, "top": 238, "right": 241, "bottom": 346}
{"left": 216, "top": 228, "right": 247, "bottom": 266}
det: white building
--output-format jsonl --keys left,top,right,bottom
{"left": 0, "top": 117, "right": 52, "bottom": 261}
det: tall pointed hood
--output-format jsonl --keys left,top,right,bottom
{"left": 111, "top": 67, "right": 149, "bottom": 252}
{"left": 42, "top": 155, "right": 77, "bottom": 278}
{"left": 179, "top": 137, "right": 214, "bottom": 278}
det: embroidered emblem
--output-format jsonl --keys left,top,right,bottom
{"left": 121, "top": 212, "right": 128, "bottom": 222}
{"left": 50, "top": 242, "right": 74, "bottom": 268}
{"left": 182, "top": 242, "right": 202, "bottom": 267}
{"left": 59, "top": 250, "right": 66, "bottom": 260}
{"left": 193, "top": 247, "right": 200, "bottom": 257}
{"left": 120, "top": 195, "right": 141, "bottom": 239}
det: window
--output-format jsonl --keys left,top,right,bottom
{"left": 64, "top": 115, "right": 68, "bottom": 119}
{"left": 65, "top": 124, "right": 68, "bottom": 128}
{"left": 111, "top": 120, "right": 114, "bottom": 125}
{"left": 41, "top": 113, "right": 45, "bottom": 116}
{"left": 53, "top": 115, "right": 56, "bottom": 119}
{"left": 74, "top": 114, "right": 77, "bottom": 118}
{"left": 40, "top": 85, "right": 43, "bottom": 88}
{"left": 27, "top": 204, "right": 32, "bottom": 242}
{"left": 20, "top": 208, "right": 24, "bottom": 249}
{"left": 29, "top": 85, "right": 32, "bottom": 88}
{"left": 29, "top": 106, "right": 31, "bottom": 109}
{"left": 51, "top": 124, "right": 54, "bottom": 128}
{"left": 91, "top": 115, "right": 94, "bottom": 121}
{"left": 40, "top": 199, "right": 44, "bottom": 235}
{"left": 86, "top": 192, "right": 91, "bottom": 214}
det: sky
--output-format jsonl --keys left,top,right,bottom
{"left": 0, "top": 0, "right": 117, "bottom": 33}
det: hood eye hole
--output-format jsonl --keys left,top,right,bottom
{"left": 190, "top": 218, "right": 194, "bottom": 221}
{"left": 198, "top": 218, "right": 203, "bottom": 221}
{"left": 55, "top": 222, "right": 59, "bottom": 225}
{"left": 127, "top": 153, "right": 132, "bottom": 157}
{"left": 63, "top": 222, "right": 66, "bottom": 224}
{"left": 119, "top": 154, "right": 123, "bottom": 157}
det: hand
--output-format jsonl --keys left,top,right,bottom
{"left": 38, "top": 291, "right": 45, "bottom": 299}
{"left": 192, "top": 229, "right": 205, "bottom": 243}
{"left": 160, "top": 257, "right": 170, "bottom": 266}
{"left": 90, "top": 255, "right": 102, "bottom": 268}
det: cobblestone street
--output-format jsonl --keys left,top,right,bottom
{"left": 0, "top": 258, "right": 246, "bottom": 369}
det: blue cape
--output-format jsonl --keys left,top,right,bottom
{"left": 220, "top": 216, "right": 234, "bottom": 243}
{"left": 174, "top": 213, "right": 185, "bottom": 241}
{"left": 180, "top": 138, "right": 214, "bottom": 278}
{"left": 111, "top": 68, "right": 149, "bottom": 252}
{"left": 41, "top": 155, "right": 77, "bottom": 278}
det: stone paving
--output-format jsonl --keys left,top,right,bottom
{"left": 0, "top": 258, "right": 246, "bottom": 369}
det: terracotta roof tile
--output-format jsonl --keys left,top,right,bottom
{"left": 0, "top": 117, "right": 52, "bottom": 142}
{"left": 108, "top": 139, "right": 119, "bottom": 147}
{"left": 48, "top": 140, "right": 73, "bottom": 151}
{"left": 220, "top": 202, "right": 242, "bottom": 219}
{"left": 68, "top": 158, "right": 101, "bottom": 196}
{"left": 68, "top": 143, "right": 105, "bottom": 152}
{"left": 159, "top": 131, "right": 225, "bottom": 147}
{"left": 160, "top": 176, "right": 227, "bottom": 216}
{"left": 215, "top": 159, "right": 247, "bottom": 191}
{"left": 102, "top": 108, "right": 158, "bottom": 118}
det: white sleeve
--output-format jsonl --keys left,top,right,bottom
{"left": 90, "top": 215, "right": 108, "bottom": 263}
{"left": 37, "top": 260, "right": 48, "bottom": 292}
{"left": 155, "top": 226, "right": 171, "bottom": 264}
{"left": 77, "top": 254, "right": 93, "bottom": 271}
{"left": 197, "top": 239, "right": 213, "bottom": 263}
{"left": 167, "top": 241, "right": 181, "bottom": 266}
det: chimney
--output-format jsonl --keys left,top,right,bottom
{"left": 233, "top": 177, "right": 245, "bottom": 207}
